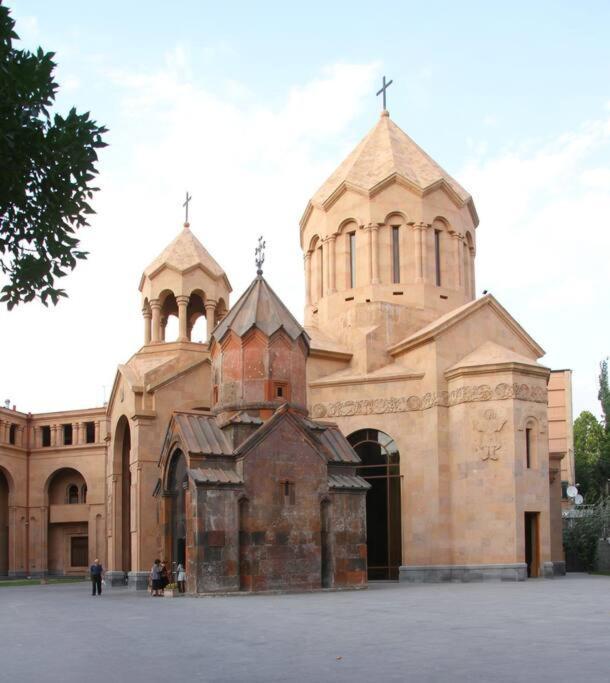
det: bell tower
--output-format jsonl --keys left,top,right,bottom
{"left": 300, "top": 109, "right": 479, "bottom": 345}
{"left": 139, "top": 220, "right": 231, "bottom": 345}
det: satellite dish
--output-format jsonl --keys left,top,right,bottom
{"left": 575, "top": 494, "right": 584, "bottom": 505}
{"left": 566, "top": 485, "right": 578, "bottom": 498}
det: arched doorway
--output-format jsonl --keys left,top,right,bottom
{"left": 167, "top": 450, "right": 187, "bottom": 568}
{"left": 348, "top": 429, "right": 402, "bottom": 580}
{"left": 0, "top": 469, "right": 9, "bottom": 576}
{"left": 115, "top": 416, "right": 132, "bottom": 573}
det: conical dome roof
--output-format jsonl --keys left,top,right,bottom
{"left": 142, "top": 224, "right": 227, "bottom": 281}
{"left": 212, "top": 275, "right": 308, "bottom": 344}
{"left": 311, "top": 111, "right": 473, "bottom": 211}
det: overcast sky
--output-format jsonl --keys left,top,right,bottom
{"left": 2, "top": 1, "right": 609, "bottom": 418}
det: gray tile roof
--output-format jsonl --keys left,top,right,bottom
{"left": 328, "top": 473, "right": 370, "bottom": 491}
{"left": 188, "top": 468, "right": 243, "bottom": 485}
{"left": 212, "top": 275, "right": 309, "bottom": 344}
{"left": 174, "top": 412, "right": 233, "bottom": 456}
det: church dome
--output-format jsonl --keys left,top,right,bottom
{"left": 310, "top": 111, "right": 475, "bottom": 216}
{"left": 299, "top": 110, "right": 479, "bottom": 340}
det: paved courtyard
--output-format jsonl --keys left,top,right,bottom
{"left": 1, "top": 574, "right": 609, "bottom": 682}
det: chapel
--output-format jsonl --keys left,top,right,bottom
{"left": 0, "top": 103, "right": 570, "bottom": 587}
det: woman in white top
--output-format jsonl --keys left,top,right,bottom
{"left": 176, "top": 563, "right": 186, "bottom": 594}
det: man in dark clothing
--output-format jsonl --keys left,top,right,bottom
{"left": 90, "top": 559, "right": 104, "bottom": 596}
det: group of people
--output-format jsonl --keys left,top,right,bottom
{"left": 88, "top": 558, "right": 187, "bottom": 596}
{"left": 150, "top": 559, "right": 186, "bottom": 596}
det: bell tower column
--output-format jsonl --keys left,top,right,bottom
{"left": 176, "top": 295, "right": 190, "bottom": 342}
{"left": 142, "top": 307, "right": 152, "bottom": 345}
{"left": 150, "top": 300, "right": 161, "bottom": 343}
{"left": 205, "top": 300, "right": 217, "bottom": 341}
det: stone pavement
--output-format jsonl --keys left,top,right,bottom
{"left": 1, "top": 574, "right": 609, "bottom": 682}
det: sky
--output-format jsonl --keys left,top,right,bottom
{"left": 2, "top": 0, "right": 609, "bottom": 418}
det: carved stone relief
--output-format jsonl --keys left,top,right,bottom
{"left": 310, "top": 382, "right": 546, "bottom": 419}
{"left": 473, "top": 409, "right": 506, "bottom": 461}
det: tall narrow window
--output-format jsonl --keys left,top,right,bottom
{"left": 392, "top": 226, "right": 400, "bottom": 284}
{"left": 349, "top": 232, "right": 356, "bottom": 289}
{"left": 525, "top": 428, "right": 532, "bottom": 468}
{"left": 41, "top": 425, "right": 51, "bottom": 448}
{"left": 434, "top": 229, "right": 441, "bottom": 286}
{"left": 318, "top": 246, "right": 324, "bottom": 299}
{"left": 9, "top": 424, "right": 16, "bottom": 445}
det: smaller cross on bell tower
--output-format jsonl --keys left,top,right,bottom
{"left": 255, "top": 235, "right": 266, "bottom": 276}
{"left": 182, "top": 191, "right": 192, "bottom": 227}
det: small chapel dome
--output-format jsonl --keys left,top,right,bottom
{"left": 210, "top": 273, "right": 310, "bottom": 416}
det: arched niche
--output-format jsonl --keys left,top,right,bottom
{"left": 0, "top": 467, "right": 12, "bottom": 576}
{"left": 113, "top": 415, "right": 132, "bottom": 573}
{"left": 46, "top": 467, "right": 89, "bottom": 575}
{"left": 335, "top": 220, "right": 359, "bottom": 291}
{"left": 166, "top": 449, "right": 188, "bottom": 567}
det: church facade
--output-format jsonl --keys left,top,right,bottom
{"left": 0, "top": 108, "right": 568, "bottom": 587}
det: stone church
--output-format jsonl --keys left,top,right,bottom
{"left": 0, "top": 106, "right": 568, "bottom": 589}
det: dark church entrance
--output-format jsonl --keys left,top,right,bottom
{"left": 348, "top": 429, "right": 402, "bottom": 580}
{"left": 524, "top": 511, "right": 540, "bottom": 578}
{"left": 168, "top": 450, "right": 187, "bottom": 568}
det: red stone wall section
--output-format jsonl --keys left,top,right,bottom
{"left": 330, "top": 491, "right": 368, "bottom": 588}
{"left": 239, "top": 419, "right": 328, "bottom": 591}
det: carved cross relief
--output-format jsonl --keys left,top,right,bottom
{"left": 474, "top": 408, "right": 506, "bottom": 461}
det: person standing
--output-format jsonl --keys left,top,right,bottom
{"left": 90, "top": 559, "right": 104, "bottom": 596}
{"left": 150, "top": 559, "right": 162, "bottom": 597}
{"left": 176, "top": 563, "right": 186, "bottom": 594}
{"left": 160, "top": 561, "right": 169, "bottom": 595}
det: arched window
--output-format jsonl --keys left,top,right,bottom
{"left": 67, "top": 485, "right": 79, "bottom": 505}
{"left": 524, "top": 419, "right": 538, "bottom": 469}
{"left": 348, "top": 429, "right": 402, "bottom": 580}
{"left": 81, "top": 484, "right": 87, "bottom": 504}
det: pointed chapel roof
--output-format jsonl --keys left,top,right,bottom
{"left": 310, "top": 111, "right": 475, "bottom": 218}
{"left": 211, "top": 275, "right": 309, "bottom": 345}
{"left": 141, "top": 224, "right": 228, "bottom": 283}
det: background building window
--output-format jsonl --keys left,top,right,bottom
{"left": 85, "top": 421, "right": 95, "bottom": 444}
{"left": 63, "top": 423, "right": 73, "bottom": 446}
{"left": 67, "top": 484, "right": 79, "bottom": 504}
{"left": 9, "top": 424, "right": 16, "bottom": 445}
{"left": 41, "top": 426, "right": 51, "bottom": 447}
{"left": 70, "top": 536, "right": 88, "bottom": 567}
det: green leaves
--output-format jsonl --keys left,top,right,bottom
{"left": 574, "top": 361, "right": 610, "bottom": 500}
{"left": 0, "top": 3, "right": 107, "bottom": 309}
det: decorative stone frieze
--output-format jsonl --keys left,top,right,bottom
{"left": 310, "top": 382, "right": 547, "bottom": 418}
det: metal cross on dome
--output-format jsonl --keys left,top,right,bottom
{"left": 182, "top": 191, "right": 192, "bottom": 224}
{"left": 376, "top": 75, "right": 393, "bottom": 111}
{"left": 255, "top": 235, "right": 266, "bottom": 275}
